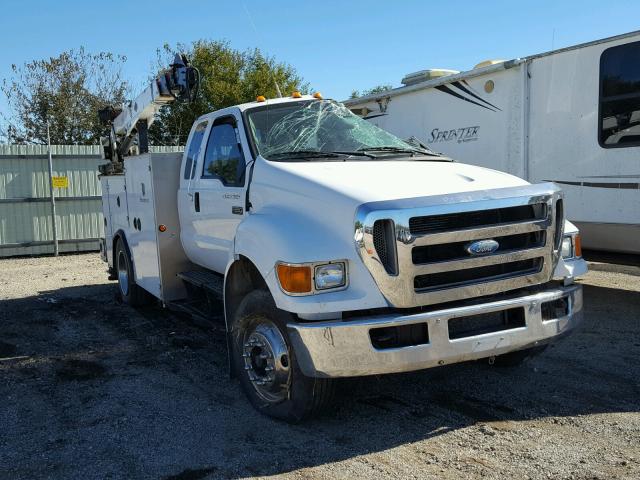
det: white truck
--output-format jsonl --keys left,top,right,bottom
{"left": 98, "top": 56, "right": 587, "bottom": 421}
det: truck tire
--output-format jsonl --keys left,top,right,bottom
{"left": 115, "top": 239, "right": 147, "bottom": 307}
{"left": 491, "top": 345, "right": 548, "bottom": 367}
{"left": 230, "top": 289, "right": 335, "bottom": 422}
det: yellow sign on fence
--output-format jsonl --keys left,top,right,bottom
{"left": 52, "top": 176, "right": 69, "bottom": 188}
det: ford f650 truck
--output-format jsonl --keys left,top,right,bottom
{"left": 98, "top": 57, "right": 587, "bottom": 421}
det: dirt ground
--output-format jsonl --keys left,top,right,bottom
{"left": 0, "top": 253, "right": 638, "bottom": 480}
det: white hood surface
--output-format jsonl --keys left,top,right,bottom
{"left": 253, "top": 157, "right": 530, "bottom": 207}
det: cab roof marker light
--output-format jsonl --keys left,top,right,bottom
{"left": 256, "top": 95, "right": 266, "bottom": 102}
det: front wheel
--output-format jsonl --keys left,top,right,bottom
{"left": 230, "top": 290, "right": 335, "bottom": 422}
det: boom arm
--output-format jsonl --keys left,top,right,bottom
{"left": 99, "top": 54, "right": 199, "bottom": 169}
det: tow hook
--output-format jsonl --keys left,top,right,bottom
{"left": 488, "top": 356, "right": 496, "bottom": 365}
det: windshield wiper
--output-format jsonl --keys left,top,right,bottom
{"left": 357, "top": 146, "right": 424, "bottom": 155}
{"left": 266, "top": 150, "right": 379, "bottom": 161}
{"left": 266, "top": 150, "right": 345, "bottom": 160}
{"left": 330, "top": 150, "right": 378, "bottom": 159}
{"left": 357, "top": 146, "right": 450, "bottom": 160}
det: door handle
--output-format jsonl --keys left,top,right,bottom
{"left": 232, "top": 206, "right": 243, "bottom": 215}
{"left": 194, "top": 192, "right": 200, "bottom": 212}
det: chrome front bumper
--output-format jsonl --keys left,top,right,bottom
{"left": 288, "top": 284, "right": 583, "bottom": 378}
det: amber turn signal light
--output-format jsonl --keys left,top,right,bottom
{"left": 574, "top": 234, "right": 582, "bottom": 257}
{"left": 158, "top": 224, "right": 167, "bottom": 232}
{"left": 277, "top": 264, "right": 312, "bottom": 294}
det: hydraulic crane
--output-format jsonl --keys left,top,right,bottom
{"left": 98, "top": 54, "right": 199, "bottom": 173}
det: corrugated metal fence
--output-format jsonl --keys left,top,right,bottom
{"left": 0, "top": 145, "right": 183, "bottom": 257}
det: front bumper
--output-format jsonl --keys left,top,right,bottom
{"left": 288, "top": 284, "right": 583, "bottom": 378}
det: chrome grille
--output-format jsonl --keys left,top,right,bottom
{"left": 355, "top": 183, "right": 563, "bottom": 308}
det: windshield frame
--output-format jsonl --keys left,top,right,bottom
{"left": 241, "top": 99, "right": 438, "bottom": 162}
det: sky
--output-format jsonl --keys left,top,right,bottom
{"left": 0, "top": 0, "right": 639, "bottom": 117}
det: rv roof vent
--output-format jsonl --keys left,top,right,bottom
{"left": 401, "top": 69, "right": 459, "bottom": 86}
{"left": 473, "top": 59, "right": 506, "bottom": 69}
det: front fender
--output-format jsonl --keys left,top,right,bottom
{"left": 233, "top": 207, "right": 388, "bottom": 316}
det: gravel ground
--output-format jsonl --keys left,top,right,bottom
{"left": 0, "top": 253, "right": 638, "bottom": 480}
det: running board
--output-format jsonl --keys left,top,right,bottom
{"left": 177, "top": 270, "right": 224, "bottom": 300}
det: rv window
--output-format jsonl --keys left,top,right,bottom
{"left": 183, "top": 121, "right": 208, "bottom": 179}
{"left": 599, "top": 41, "right": 640, "bottom": 148}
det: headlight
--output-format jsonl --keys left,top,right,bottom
{"left": 315, "top": 262, "right": 346, "bottom": 290}
{"left": 561, "top": 233, "right": 582, "bottom": 259}
{"left": 561, "top": 236, "right": 573, "bottom": 259}
{"left": 276, "top": 260, "right": 348, "bottom": 295}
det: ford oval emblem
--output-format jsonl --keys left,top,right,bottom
{"left": 466, "top": 239, "right": 499, "bottom": 256}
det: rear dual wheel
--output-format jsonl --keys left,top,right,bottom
{"left": 115, "top": 239, "right": 147, "bottom": 307}
{"left": 231, "top": 290, "right": 335, "bottom": 422}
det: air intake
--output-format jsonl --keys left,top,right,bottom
{"left": 373, "top": 219, "right": 398, "bottom": 275}
{"left": 554, "top": 199, "right": 564, "bottom": 251}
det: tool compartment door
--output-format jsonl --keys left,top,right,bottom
{"left": 150, "top": 153, "right": 192, "bottom": 302}
{"left": 125, "top": 154, "right": 161, "bottom": 298}
{"left": 100, "top": 174, "right": 126, "bottom": 270}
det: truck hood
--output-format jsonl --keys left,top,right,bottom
{"left": 251, "top": 157, "right": 529, "bottom": 208}
{"left": 245, "top": 157, "right": 535, "bottom": 289}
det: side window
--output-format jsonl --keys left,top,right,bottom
{"left": 183, "top": 121, "right": 208, "bottom": 179}
{"left": 599, "top": 41, "right": 640, "bottom": 147}
{"left": 202, "top": 118, "right": 245, "bottom": 186}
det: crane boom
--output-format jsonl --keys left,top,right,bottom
{"left": 99, "top": 54, "right": 199, "bottom": 172}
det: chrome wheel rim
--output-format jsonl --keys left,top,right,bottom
{"left": 117, "top": 250, "right": 129, "bottom": 296}
{"left": 242, "top": 319, "right": 291, "bottom": 404}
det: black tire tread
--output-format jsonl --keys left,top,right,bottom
{"left": 231, "top": 289, "right": 335, "bottom": 422}
{"left": 115, "top": 238, "right": 147, "bottom": 307}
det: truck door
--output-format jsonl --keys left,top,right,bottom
{"left": 178, "top": 120, "right": 209, "bottom": 264}
{"left": 185, "top": 114, "right": 248, "bottom": 272}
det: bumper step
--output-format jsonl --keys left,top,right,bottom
{"left": 177, "top": 270, "right": 223, "bottom": 299}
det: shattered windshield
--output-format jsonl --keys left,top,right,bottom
{"left": 245, "top": 100, "right": 435, "bottom": 160}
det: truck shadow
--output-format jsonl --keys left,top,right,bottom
{"left": 1, "top": 281, "right": 638, "bottom": 479}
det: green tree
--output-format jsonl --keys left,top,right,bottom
{"left": 349, "top": 84, "right": 393, "bottom": 99}
{"left": 149, "top": 40, "right": 309, "bottom": 145}
{"left": 1, "top": 48, "right": 128, "bottom": 144}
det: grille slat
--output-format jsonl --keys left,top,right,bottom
{"left": 409, "top": 204, "right": 546, "bottom": 236}
{"left": 414, "top": 258, "right": 543, "bottom": 292}
{"left": 412, "top": 231, "right": 546, "bottom": 264}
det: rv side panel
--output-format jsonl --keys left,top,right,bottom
{"left": 357, "top": 67, "right": 526, "bottom": 178}
{"left": 528, "top": 33, "right": 640, "bottom": 253}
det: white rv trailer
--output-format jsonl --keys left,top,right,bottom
{"left": 344, "top": 31, "right": 640, "bottom": 254}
